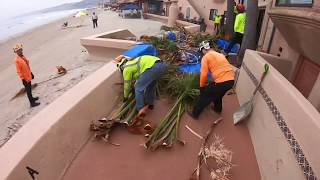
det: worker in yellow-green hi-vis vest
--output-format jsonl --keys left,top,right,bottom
{"left": 225, "top": 4, "right": 246, "bottom": 54}
{"left": 214, "top": 14, "right": 222, "bottom": 35}
{"left": 116, "top": 55, "right": 167, "bottom": 117}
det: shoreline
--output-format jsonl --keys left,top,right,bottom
{"left": 0, "top": 10, "right": 164, "bottom": 147}
{"left": 0, "top": 8, "right": 96, "bottom": 44}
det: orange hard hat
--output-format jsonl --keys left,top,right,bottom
{"left": 236, "top": 4, "right": 245, "bottom": 13}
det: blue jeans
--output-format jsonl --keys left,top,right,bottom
{"left": 135, "top": 62, "right": 167, "bottom": 111}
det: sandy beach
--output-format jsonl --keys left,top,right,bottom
{"left": 0, "top": 9, "right": 163, "bottom": 147}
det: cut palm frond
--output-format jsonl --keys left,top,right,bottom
{"left": 146, "top": 71, "right": 200, "bottom": 150}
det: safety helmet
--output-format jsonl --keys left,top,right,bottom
{"left": 13, "top": 43, "right": 23, "bottom": 53}
{"left": 236, "top": 4, "right": 245, "bottom": 13}
{"left": 116, "top": 57, "right": 128, "bottom": 72}
{"left": 199, "top": 41, "right": 211, "bottom": 52}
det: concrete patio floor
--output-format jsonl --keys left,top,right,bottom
{"left": 62, "top": 94, "right": 261, "bottom": 180}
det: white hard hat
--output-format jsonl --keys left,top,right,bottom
{"left": 116, "top": 57, "right": 128, "bottom": 72}
{"left": 199, "top": 41, "right": 211, "bottom": 51}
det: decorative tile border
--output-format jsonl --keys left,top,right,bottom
{"left": 242, "top": 63, "right": 317, "bottom": 180}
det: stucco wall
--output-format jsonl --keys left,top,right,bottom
{"left": 177, "top": 0, "right": 200, "bottom": 20}
{"left": 0, "top": 62, "right": 120, "bottom": 180}
{"left": 257, "top": 52, "right": 293, "bottom": 80}
{"left": 236, "top": 50, "right": 320, "bottom": 180}
{"left": 144, "top": 13, "right": 200, "bottom": 33}
{"left": 80, "top": 29, "right": 137, "bottom": 62}
{"left": 181, "top": 0, "right": 227, "bottom": 34}
{"left": 257, "top": 0, "right": 273, "bottom": 51}
{"left": 308, "top": 74, "right": 320, "bottom": 111}
{"left": 268, "top": 29, "right": 300, "bottom": 81}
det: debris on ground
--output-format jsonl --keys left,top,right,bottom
{"left": 90, "top": 96, "right": 155, "bottom": 144}
{"left": 10, "top": 65, "right": 84, "bottom": 101}
{"left": 189, "top": 118, "right": 233, "bottom": 180}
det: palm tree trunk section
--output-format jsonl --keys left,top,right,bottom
{"left": 226, "top": 0, "right": 236, "bottom": 40}
{"left": 238, "top": 0, "right": 259, "bottom": 65}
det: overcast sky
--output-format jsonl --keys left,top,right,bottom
{"left": 0, "top": 0, "right": 82, "bottom": 20}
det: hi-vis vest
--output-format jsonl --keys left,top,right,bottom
{"left": 234, "top": 13, "right": 246, "bottom": 34}
{"left": 214, "top": 15, "right": 222, "bottom": 24}
{"left": 122, "top": 55, "right": 160, "bottom": 98}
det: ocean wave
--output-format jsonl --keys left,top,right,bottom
{"left": 0, "top": 9, "right": 82, "bottom": 42}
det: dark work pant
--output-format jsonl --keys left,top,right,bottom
{"left": 214, "top": 24, "right": 220, "bottom": 35}
{"left": 93, "top": 19, "right": 98, "bottom": 28}
{"left": 192, "top": 80, "right": 234, "bottom": 118}
{"left": 225, "top": 32, "right": 243, "bottom": 53}
{"left": 23, "top": 81, "right": 34, "bottom": 104}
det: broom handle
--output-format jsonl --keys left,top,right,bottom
{"left": 252, "top": 64, "right": 269, "bottom": 96}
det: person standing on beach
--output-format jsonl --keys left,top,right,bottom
{"left": 13, "top": 44, "right": 40, "bottom": 108}
{"left": 92, "top": 12, "right": 98, "bottom": 28}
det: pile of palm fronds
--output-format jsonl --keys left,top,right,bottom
{"left": 175, "top": 26, "right": 218, "bottom": 50}
{"left": 143, "top": 26, "right": 219, "bottom": 64}
{"left": 146, "top": 67, "right": 200, "bottom": 150}
{"left": 192, "top": 33, "right": 218, "bottom": 50}
{"left": 90, "top": 96, "right": 137, "bottom": 143}
{"left": 146, "top": 36, "right": 180, "bottom": 63}
{"left": 160, "top": 25, "right": 179, "bottom": 32}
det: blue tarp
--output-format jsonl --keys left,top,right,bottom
{"left": 216, "top": 39, "right": 240, "bottom": 53}
{"left": 180, "top": 50, "right": 202, "bottom": 64}
{"left": 121, "top": 4, "right": 140, "bottom": 10}
{"left": 179, "top": 63, "right": 212, "bottom": 80}
{"left": 166, "top": 32, "right": 177, "bottom": 41}
{"left": 122, "top": 43, "right": 158, "bottom": 59}
{"left": 179, "top": 63, "right": 201, "bottom": 74}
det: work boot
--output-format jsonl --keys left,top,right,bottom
{"left": 30, "top": 102, "right": 40, "bottom": 108}
{"left": 32, "top": 97, "right": 39, "bottom": 101}
{"left": 187, "top": 108, "right": 198, "bottom": 120}
{"left": 211, "top": 104, "right": 222, "bottom": 114}
{"left": 148, "top": 105, "right": 154, "bottom": 110}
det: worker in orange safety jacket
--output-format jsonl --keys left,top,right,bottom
{"left": 189, "top": 41, "right": 234, "bottom": 119}
{"left": 14, "top": 44, "right": 40, "bottom": 107}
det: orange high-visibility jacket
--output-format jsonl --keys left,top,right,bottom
{"left": 15, "top": 56, "right": 32, "bottom": 82}
{"left": 200, "top": 50, "right": 234, "bottom": 87}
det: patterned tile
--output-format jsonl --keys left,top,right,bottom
{"left": 242, "top": 63, "right": 317, "bottom": 180}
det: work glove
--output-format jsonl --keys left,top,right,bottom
{"left": 31, "top": 72, "right": 34, "bottom": 79}
{"left": 200, "top": 87, "right": 206, "bottom": 94}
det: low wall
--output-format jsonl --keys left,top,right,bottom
{"left": 257, "top": 52, "right": 293, "bottom": 80}
{"left": 144, "top": 13, "right": 200, "bottom": 33}
{"left": 81, "top": 18, "right": 199, "bottom": 62}
{"left": 176, "top": 19, "right": 200, "bottom": 33}
{"left": 236, "top": 50, "right": 320, "bottom": 180}
{"left": 0, "top": 62, "right": 120, "bottom": 180}
{"left": 80, "top": 29, "right": 137, "bottom": 62}
{"left": 144, "top": 13, "right": 168, "bottom": 24}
